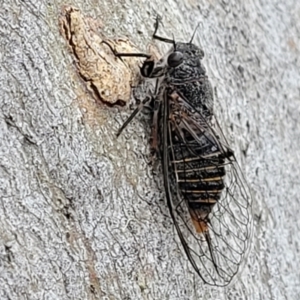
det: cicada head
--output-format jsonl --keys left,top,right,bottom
{"left": 174, "top": 42, "right": 205, "bottom": 61}
{"left": 140, "top": 42, "right": 206, "bottom": 80}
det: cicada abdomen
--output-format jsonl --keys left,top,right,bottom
{"left": 169, "top": 109, "right": 226, "bottom": 234}
{"left": 113, "top": 17, "right": 253, "bottom": 286}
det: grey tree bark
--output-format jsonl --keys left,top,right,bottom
{"left": 1, "top": 0, "right": 299, "bottom": 299}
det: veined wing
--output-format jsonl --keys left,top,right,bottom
{"left": 161, "top": 89, "right": 252, "bottom": 286}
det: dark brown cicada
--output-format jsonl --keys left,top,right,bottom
{"left": 110, "top": 17, "right": 253, "bottom": 286}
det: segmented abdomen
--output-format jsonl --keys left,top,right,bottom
{"left": 170, "top": 132, "right": 226, "bottom": 231}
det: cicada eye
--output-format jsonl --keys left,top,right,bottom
{"left": 167, "top": 51, "right": 184, "bottom": 67}
{"left": 141, "top": 60, "right": 154, "bottom": 77}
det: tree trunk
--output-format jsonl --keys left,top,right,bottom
{"left": 1, "top": 0, "right": 299, "bottom": 299}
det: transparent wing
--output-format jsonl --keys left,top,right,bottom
{"left": 161, "top": 90, "right": 252, "bottom": 286}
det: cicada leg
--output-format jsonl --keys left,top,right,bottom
{"left": 116, "top": 96, "right": 151, "bottom": 137}
{"left": 150, "top": 98, "right": 160, "bottom": 154}
{"left": 101, "top": 40, "right": 151, "bottom": 59}
{"left": 152, "top": 16, "right": 175, "bottom": 45}
{"left": 152, "top": 16, "right": 201, "bottom": 47}
{"left": 101, "top": 41, "right": 153, "bottom": 136}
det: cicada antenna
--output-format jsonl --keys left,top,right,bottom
{"left": 189, "top": 21, "right": 202, "bottom": 44}
{"left": 172, "top": 33, "right": 176, "bottom": 51}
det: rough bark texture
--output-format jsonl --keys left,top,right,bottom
{"left": 0, "top": 0, "right": 299, "bottom": 299}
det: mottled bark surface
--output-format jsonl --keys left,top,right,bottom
{"left": 0, "top": 0, "right": 299, "bottom": 299}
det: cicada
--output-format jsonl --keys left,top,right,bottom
{"left": 108, "top": 17, "right": 252, "bottom": 286}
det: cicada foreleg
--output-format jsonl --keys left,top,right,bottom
{"left": 152, "top": 16, "right": 202, "bottom": 51}
{"left": 152, "top": 16, "right": 175, "bottom": 45}
{"left": 101, "top": 40, "right": 151, "bottom": 60}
